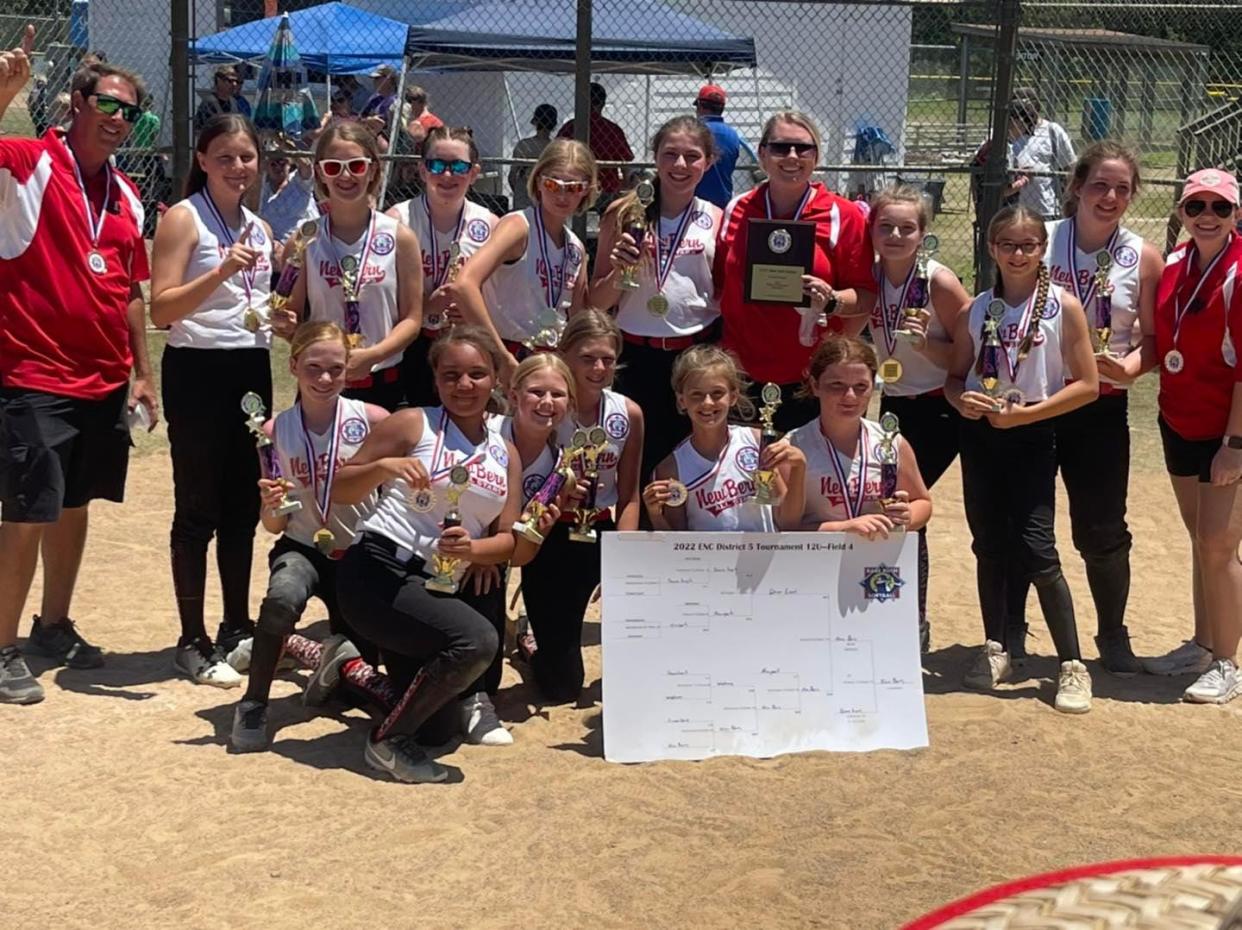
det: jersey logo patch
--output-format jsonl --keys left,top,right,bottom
{"left": 340, "top": 417, "right": 368, "bottom": 444}
{"left": 467, "top": 218, "right": 491, "bottom": 243}
{"left": 735, "top": 445, "right": 759, "bottom": 474}
{"left": 1042, "top": 296, "right": 1062, "bottom": 321}
{"left": 371, "top": 232, "right": 396, "bottom": 255}
{"left": 604, "top": 411, "right": 629, "bottom": 440}
{"left": 692, "top": 209, "right": 713, "bottom": 229}
{"left": 565, "top": 242, "right": 582, "bottom": 265}
{"left": 1114, "top": 245, "right": 1139, "bottom": 268}
{"left": 249, "top": 226, "right": 267, "bottom": 246}
{"left": 523, "top": 473, "right": 546, "bottom": 500}
{"left": 489, "top": 442, "right": 510, "bottom": 468}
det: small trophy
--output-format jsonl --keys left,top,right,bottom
{"left": 896, "top": 233, "right": 938, "bottom": 343}
{"left": 1093, "top": 250, "right": 1114, "bottom": 357}
{"left": 616, "top": 175, "right": 655, "bottom": 290}
{"left": 569, "top": 427, "right": 609, "bottom": 543}
{"left": 978, "top": 300, "right": 1005, "bottom": 412}
{"left": 241, "top": 392, "right": 302, "bottom": 517}
{"left": 752, "top": 382, "right": 783, "bottom": 505}
{"left": 878, "top": 411, "right": 900, "bottom": 507}
{"left": 426, "top": 465, "right": 472, "bottom": 594}
{"left": 513, "top": 455, "right": 574, "bottom": 543}
{"left": 268, "top": 219, "right": 319, "bottom": 321}
{"left": 339, "top": 254, "right": 367, "bottom": 349}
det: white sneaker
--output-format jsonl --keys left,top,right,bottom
{"left": 460, "top": 692, "right": 513, "bottom": 745}
{"left": 1144, "top": 639, "right": 1213, "bottom": 676}
{"left": 1055, "top": 660, "right": 1092, "bottom": 714}
{"left": 224, "top": 636, "right": 252, "bottom": 673}
{"left": 1183, "top": 658, "right": 1242, "bottom": 705}
{"left": 963, "top": 640, "right": 1010, "bottom": 691}
{"left": 175, "top": 642, "right": 242, "bottom": 689}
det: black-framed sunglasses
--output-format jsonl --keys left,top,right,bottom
{"left": 92, "top": 93, "right": 142, "bottom": 124}
{"left": 424, "top": 158, "right": 472, "bottom": 176}
{"left": 761, "top": 140, "right": 817, "bottom": 158}
{"left": 1183, "top": 199, "right": 1235, "bottom": 219}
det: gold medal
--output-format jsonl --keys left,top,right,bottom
{"left": 313, "top": 527, "right": 336, "bottom": 554}
{"left": 646, "top": 294, "right": 670, "bottom": 317}
{"left": 665, "top": 480, "right": 688, "bottom": 507}
{"left": 243, "top": 308, "right": 261, "bottom": 332}
{"left": 879, "top": 358, "right": 903, "bottom": 384}
{"left": 411, "top": 488, "right": 436, "bottom": 513}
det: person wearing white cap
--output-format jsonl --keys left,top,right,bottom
{"left": 1146, "top": 167, "right": 1242, "bottom": 704}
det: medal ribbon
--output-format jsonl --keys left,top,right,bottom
{"left": 68, "top": 143, "right": 113, "bottom": 251}
{"left": 327, "top": 211, "right": 377, "bottom": 303}
{"left": 874, "top": 263, "right": 916, "bottom": 358}
{"left": 999, "top": 289, "right": 1039, "bottom": 382}
{"left": 298, "top": 400, "right": 344, "bottom": 529}
{"left": 764, "top": 184, "right": 814, "bottom": 221}
{"left": 653, "top": 202, "right": 697, "bottom": 293}
{"left": 1066, "top": 219, "right": 1119, "bottom": 319}
{"left": 533, "top": 206, "right": 566, "bottom": 313}
{"left": 1172, "top": 234, "right": 1234, "bottom": 350}
{"left": 423, "top": 195, "right": 466, "bottom": 289}
{"left": 202, "top": 188, "right": 255, "bottom": 306}
{"left": 428, "top": 408, "right": 486, "bottom": 482}
{"left": 824, "top": 423, "right": 870, "bottom": 519}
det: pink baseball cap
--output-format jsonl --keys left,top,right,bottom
{"left": 1179, "top": 168, "right": 1240, "bottom": 206}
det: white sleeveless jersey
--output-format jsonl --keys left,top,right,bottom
{"left": 964, "top": 284, "right": 1067, "bottom": 403}
{"left": 1045, "top": 218, "right": 1144, "bottom": 386}
{"left": 869, "top": 258, "right": 951, "bottom": 397}
{"left": 615, "top": 198, "right": 720, "bottom": 338}
{"left": 395, "top": 195, "right": 499, "bottom": 332}
{"left": 305, "top": 210, "right": 403, "bottom": 371}
{"left": 361, "top": 406, "right": 509, "bottom": 582}
{"left": 168, "top": 193, "right": 273, "bottom": 350}
{"left": 787, "top": 417, "right": 899, "bottom": 524}
{"left": 273, "top": 397, "right": 373, "bottom": 554}
{"left": 488, "top": 207, "right": 586, "bottom": 345}
{"left": 555, "top": 388, "right": 631, "bottom": 511}
{"left": 500, "top": 416, "right": 557, "bottom": 504}
{"left": 672, "top": 425, "right": 764, "bottom": 531}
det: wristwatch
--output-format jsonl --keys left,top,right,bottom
{"left": 1225, "top": 436, "right": 1242, "bottom": 450}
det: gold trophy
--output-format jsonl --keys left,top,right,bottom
{"left": 268, "top": 219, "right": 319, "bottom": 321}
{"left": 752, "top": 382, "right": 783, "bottom": 505}
{"left": 426, "top": 465, "right": 472, "bottom": 594}
{"left": 616, "top": 174, "right": 655, "bottom": 290}
{"left": 241, "top": 392, "right": 302, "bottom": 517}
{"left": 1093, "top": 250, "right": 1114, "bottom": 356}
{"left": 896, "top": 233, "right": 938, "bottom": 343}
{"left": 569, "top": 426, "right": 609, "bottom": 543}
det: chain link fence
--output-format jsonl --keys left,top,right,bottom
{"left": 4, "top": 0, "right": 1240, "bottom": 283}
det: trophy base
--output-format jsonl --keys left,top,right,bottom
{"left": 569, "top": 527, "right": 598, "bottom": 544}
{"left": 616, "top": 279, "right": 641, "bottom": 291}
{"left": 274, "top": 499, "right": 303, "bottom": 516}
{"left": 513, "top": 519, "right": 545, "bottom": 544}
{"left": 424, "top": 575, "right": 459, "bottom": 595}
{"left": 894, "top": 329, "right": 923, "bottom": 344}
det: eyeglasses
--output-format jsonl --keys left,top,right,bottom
{"left": 92, "top": 94, "right": 142, "bottom": 124}
{"left": 424, "top": 158, "right": 472, "bottom": 176}
{"left": 1183, "top": 199, "right": 1235, "bottom": 219}
{"left": 994, "top": 239, "right": 1044, "bottom": 256}
{"left": 761, "top": 141, "right": 817, "bottom": 158}
{"left": 540, "top": 176, "right": 590, "bottom": 195}
{"left": 318, "top": 157, "right": 373, "bottom": 177}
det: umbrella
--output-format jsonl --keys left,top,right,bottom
{"left": 252, "top": 13, "right": 320, "bottom": 141}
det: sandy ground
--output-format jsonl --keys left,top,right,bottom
{"left": 3, "top": 406, "right": 1240, "bottom": 930}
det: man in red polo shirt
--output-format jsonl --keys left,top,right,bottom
{"left": 0, "top": 27, "right": 157, "bottom": 704}
{"left": 557, "top": 81, "right": 634, "bottom": 196}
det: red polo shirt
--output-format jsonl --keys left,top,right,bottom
{"left": 0, "top": 129, "right": 148, "bottom": 400}
{"left": 1156, "top": 233, "right": 1242, "bottom": 441}
{"left": 557, "top": 113, "right": 634, "bottom": 194}
{"left": 714, "top": 182, "right": 875, "bottom": 384}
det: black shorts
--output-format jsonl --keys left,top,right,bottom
{"left": 0, "top": 385, "right": 131, "bottom": 523}
{"left": 1159, "top": 415, "right": 1220, "bottom": 483}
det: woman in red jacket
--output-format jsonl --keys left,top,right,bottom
{"left": 713, "top": 111, "right": 875, "bottom": 430}
{"left": 1147, "top": 168, "right": 1242, "bottom": 705}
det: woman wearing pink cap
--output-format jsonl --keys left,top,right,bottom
{"left": 1147, "top": 167, "right": 1242, "bottom": 704}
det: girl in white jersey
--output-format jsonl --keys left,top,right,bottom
{"left": 592, "top": 117, "right": 724, "bottom": 486}
{"left": 387, "top": 126, "right": 500, "bottom": 408}
{"left": 452, "top": 139, "right": 596, "bottom": 380}
{"left": 517, "top": 311, "right": 643, "bottom": 703}
{"left": 1003, "top": 142, "right": 1164, "bottom": 675}
{"left": 946, "top": 205, "right": 1098, "bottom": 714}
{"left": 776, "top": 336, "right": 931, "bottom": 540}
{"left": 866, "top": 185, "right": 972, "bottom": 653}
{"left": 645, "top": 345, "right": 783, "bottom": 532}
{"left": 333, "top": 327, "right": 525, "bottom": 782}
{"left": 150, "top": 115, "right": 275, "bottom": 688}
{"left": 274, "top": 123, "right": 423, "bottom": 411}
{"left": 227, "top": 322, "right": 388, "bottom": 752}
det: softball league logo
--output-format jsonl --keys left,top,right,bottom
{"left": 736, "top": 445, "right": 760, "bottom": 475}
{"left": 605, "top": 412, "right": 629, "bottom": 440}
{"left": 467, "top": 219, "right": 491, "bottom": 243}
{"left": 371, "top": 232, "right": 396, "bottom": 255}
{"left": 1114, "top": 245, "right": 1139, "bottom": 268}
{"left": 489, "top": 442, "right": 510, "bottom": 468}
{"left": 860, "top": 564, "right": 905, "bottom": 603}
{"left": 340, "top": 417, "right": 368, "bottom": 445}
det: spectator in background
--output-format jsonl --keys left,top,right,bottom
{"left": 1006, "top": 91, "right": 1075, "bottom": 221}
{"left": 558, "top": 81, "right": 633, "bottom": 197}
{"left": 258, "top": 149, "right": 317, "bottom": 242}
{"left": 320, "top": 88, "right": 356, "bottom": 132}
{"left": 339, "top": 75, "right": 370, "bottom": 115}
{"left": 359, "top": 65, "right": 398, "bottom": 136}
{"left": 509, "top": 103, "right": 557, "bottom": 210}
{"left": 400, "top": 85, "right": 443, "bottom": 152}
{"left": 693, "top": 84, "right": 754, "bottom": 208}
{"left": 194, "top": 65, "right": 251, "bottom": 130}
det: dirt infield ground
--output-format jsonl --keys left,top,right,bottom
{"left": 3, "top": 361, "right": 1238, "bottom": 929}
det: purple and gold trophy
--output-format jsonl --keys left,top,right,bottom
{"left": 426, "top": 465, "right": 472, "bottom": 594}
{"left": 752, "top": 382, "right": 783, "bottom": 505}
{"left": 569, "top": 427, "right": 609, "bottom": 543}
{"left": 896, "top": 234, "right": 938, "bottom": 343}
{"left": 1093, "top": 250, "right": 1114, "bottom": 357}
{"left": 978, "top": 300, "right": 1005, "bottom": 411}
{"left": 269, "top": 219, "right": 319, "bottom": 324}
{"left": 513, "top": 453, "right": 575, "bottom": 544}
{"left": 241, "top": 392, "right": 301, "bottom": 517}
{"left": 616, "top": 176, "right": 655, "bottom": 291}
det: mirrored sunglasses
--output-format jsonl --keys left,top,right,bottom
{"left": 92, "top": 94, "right": 141, "bottom": 123}
{"left": 425, "top": 158, "right": 472, "bottom": 176}
{"left": 541, "top": 176, "right": 590, "bottom": 195}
